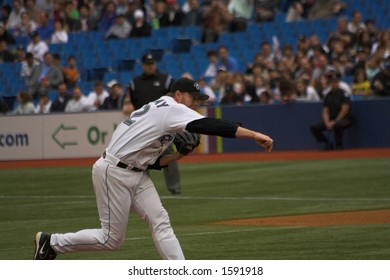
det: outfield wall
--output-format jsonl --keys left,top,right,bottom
{"left": 0, "top": 99, "right": 389, "bottom": 161}
{"left": 221, "top": 98, "right": 390, "bottom": 152}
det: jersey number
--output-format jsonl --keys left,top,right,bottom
{"left": 123, "top": 104, "right": 151, "bottom": 126}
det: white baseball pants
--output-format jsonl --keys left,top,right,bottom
{"left": 50, "top": 157, "right": 185, "bottom": 260}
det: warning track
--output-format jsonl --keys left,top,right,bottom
{"left": 0, "top": 148, "right": 389, "bottom": 169}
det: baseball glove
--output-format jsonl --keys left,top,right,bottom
{"left": 173, "top": 131, "right": 201, "bottom": 155}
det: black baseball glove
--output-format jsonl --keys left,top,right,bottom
{"left": 173, "top": 131, "right": 201, "bottom": 155}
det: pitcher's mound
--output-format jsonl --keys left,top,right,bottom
{"left": 216, "top": 209, "right": 390, "bottom": 227}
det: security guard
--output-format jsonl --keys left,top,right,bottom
{"left": 128, "top": 53, "right": 181, "bottom": 194}
{"left": 129, "top": 53, "right": 174, "bottom": 110}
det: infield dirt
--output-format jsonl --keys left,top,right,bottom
{"left": 1, "top": 148, "right": 390, "bottom": 169}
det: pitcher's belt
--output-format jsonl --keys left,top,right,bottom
{"left": 102, "top": 151, "right": 143, "bottom": 172}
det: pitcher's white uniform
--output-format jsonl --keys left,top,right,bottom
{"left": 50, "top": 96, "right": 204, "bottom": 259}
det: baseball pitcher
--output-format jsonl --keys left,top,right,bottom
{"left": 33, "top": 78, "right": 273, "bottom": 260}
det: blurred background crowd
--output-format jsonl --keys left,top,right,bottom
{"left": 0, "top": 0, "right": 389, "bottom": 115}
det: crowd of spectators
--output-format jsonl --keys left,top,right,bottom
{"left": 0, "top": 0, "right": 389, "bottom": 115}
{"left": 201, "top": 7, "right": 390, "bottom": 106}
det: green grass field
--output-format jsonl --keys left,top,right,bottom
{"left": 1, "top": 158, "right": 390, "bottom": 260}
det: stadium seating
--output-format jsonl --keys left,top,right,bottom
{"left": 1, "top": 0, "right": 389, "bottom": 111}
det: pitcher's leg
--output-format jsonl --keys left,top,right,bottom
{"left": 133, "top": 175, "right": 184, "bottom": 260}
{"left": 51, "top": 229, "right": 112, "bottom": 253}
{"left": 51, "top": 160, "right": 132, "bottom": 254}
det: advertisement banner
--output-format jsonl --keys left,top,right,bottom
{"left": 0, "top": 112, "right": 125, "bottom": 161}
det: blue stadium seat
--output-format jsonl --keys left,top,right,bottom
{"left": 2, "top": 96, "right": 17, "bottom": 111}
{"left": 183, "top": 26, "right": 202, "bottom": 42}
{"left": 76, "top": 81, "right": 94, "bottom": 95}
{"left": 103, "top": 72, "right": 118, "bottom": 84}
{"left": 153, "top": 36, "right": 172, "bottom": 51}
{"left": 0, "top": 63, "right": 23, "bottom": 97}
{"left": 118, "top": 71, "right": 132, "bottom": 85}
{"left": 87, "top": 31, "right": 105, "bottom": 43}
{"left": 116, "top": 57, "right": 136, "bottom": 72}
{"left": 14, "top": 36, "right": 29, "bottom": 47}
{"left": 47, "top": 90, "right": 58, "bottom": 102}
{"left": 166, "top": 26, "right": 182, "bottom": 39}
{"left": 163, "top": 56, "right": 184, "bottom": 79}
{"left": 172, "top": 37, "right": 192, "bottom": 53}
{"left": 49, "top": 43, "right": 63, "bottom": 54}
{"left": 107, "top": 39, "right": 125, "bottom": 51}
{"left": 275, "top": 11, "right": 286, "bottom": 23}
{"left": 151, "top": 28, "right": 169, "bottom": 40}
{"left": 132, "top": 63, "right": 144, "bottom": 77}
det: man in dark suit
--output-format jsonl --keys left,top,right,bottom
{"left": 310, "top": 73, "right": 355, "bottom": 150}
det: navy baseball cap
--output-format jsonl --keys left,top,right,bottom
{"left": 141, "top": 53, "right": 155, "bottom": 64}
{"left": 170, "top": 78, "right": 209, "bottom": 101}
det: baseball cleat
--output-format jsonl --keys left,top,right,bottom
{"left": 33, "top": 232, "right": 57, "bottom": 260}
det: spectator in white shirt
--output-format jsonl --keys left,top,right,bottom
{"left": 104, "top": 13, "right": 132, "bottom": 40}
{"left": 14, "top": 91, "right": 35, "bottom": 114}
{"left": 86, "top": 80, "right": 110, "bottom": 111}
{"left": 21, "top": 52, "right": 40, "bottom": 88}
{"left": 347, "top": 11, "right": 366, "bottom": 34}
{"left": 35, "top": 0, "right": 54, "bottom": 16}
{"left": 204, "top": 49, "right": 218, "bottom": 79}
{"left": 51, "top": 20, "right": 68, "bottom": 44}
{"left": 197, "top": 76, "right": 216, "bottom": 105}
{"left": 35, "top": 91, "right": 52, "bottom": 114}
{"left": 294, "top": 79, "right": 321, "bottom": 102}
{"left": 65, "top": 86, "right": 91, "bottom": 113}
{"left": 6, "top": 0, "right": 26, "bottom": 30}
{"left": 26, "top": 31, "right": 49, "bottom": 62}
{"left": 17, "top": 12, "right": 37, "bottom": 37}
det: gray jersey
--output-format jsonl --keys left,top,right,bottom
{"left": 106, "top": 96, "right": 204, "bottom": 169}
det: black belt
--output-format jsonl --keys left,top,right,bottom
{"left": 102, "top": 151, "right": 143, "bottom": 172}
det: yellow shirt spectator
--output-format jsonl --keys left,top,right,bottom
{"left": 352, "top": 80, "right": 372, "bottom": 96}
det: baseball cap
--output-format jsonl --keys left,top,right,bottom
{"left": 134, "top": 9, "right": 144, "bottom": 19}
{"left": 107, "top": 79, "right": 119, "bottom": 88}
{"left": 328, "top": 73, "right": 340, "bottom": 81}
{"left": 325, "top": 67, "right": 341, "bottom": 79}
{"left": 218, "top": 65, "right": 227, "bottom": 72}
{"left": 170, "top": 78, "right": 209, "bottom": 101}
{"left": 141, "top": 53, "right": 155, "bottom": 64}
